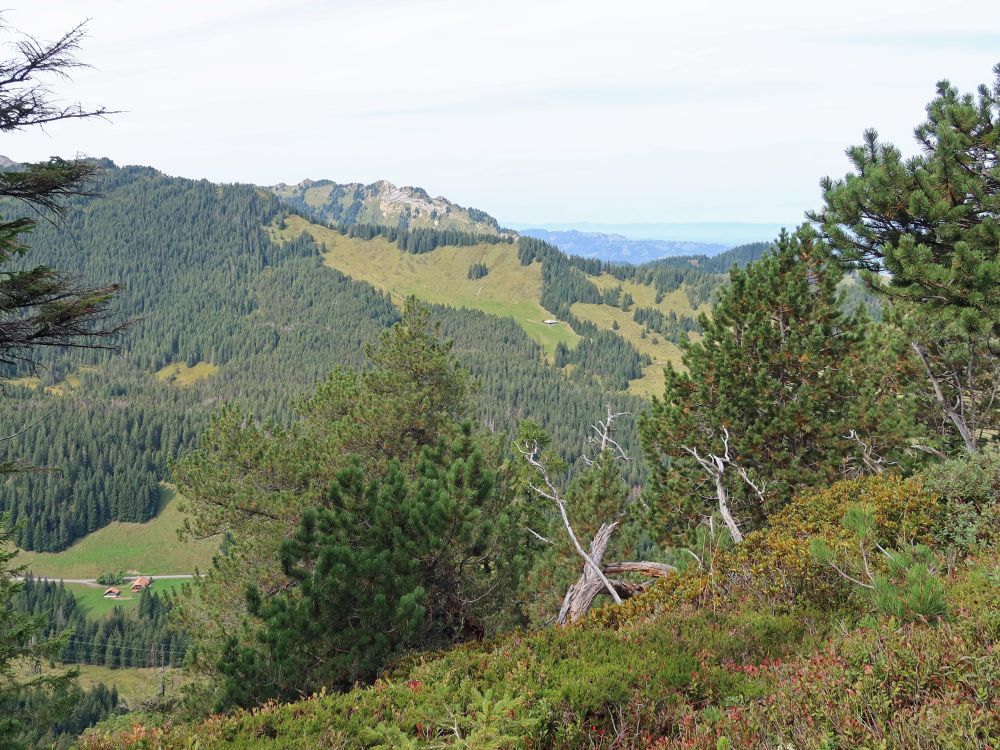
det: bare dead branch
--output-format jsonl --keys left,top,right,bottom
{"left": 582, "top": 404, "right": 630, "bottom": 464}
{"left": 909, "top": 443, "right": 949, "bottom": 460}
{"left": 519, "top": 440, "right": 623, "bottom": 606}
{"left": 525, "top": 526, "right": 554, "bottom": 545}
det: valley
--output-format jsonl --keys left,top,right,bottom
{"left": 2, "top": 7, "right": 997, "bottom": 748}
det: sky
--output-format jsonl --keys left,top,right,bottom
{"left": 3, "top": 0, "right": 999, "bottom": 230}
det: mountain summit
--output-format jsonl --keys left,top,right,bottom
{"left": 270, "top": 178, "right": 504, "bottom": 234}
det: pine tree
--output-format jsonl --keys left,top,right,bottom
{"left": 639, "top": 228, "right": 921, "bottom": 544}
{"left": 215, "top": 426, "right": 524, "bottom": 709}
{"left": 175, "top": 300, "right": 533, "bottom": 710}
{"left": 809, "top": 66, "right": 1000, "bottom": 451}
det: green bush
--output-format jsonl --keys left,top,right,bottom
{"left": 810, "top": 504, "right": 948, "bottom": 622}
{"left": 923, "top": 453, "right": 1000, "bottom": 555}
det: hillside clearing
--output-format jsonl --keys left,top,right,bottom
{"left": 13, "top": 485, "right": 217, "bottom": 579}
{"left": 154, "top": 361, "right": 220, "bottom": 386}
{"left": 268, "top": 215, "right": 707, "bottom": 392}
{"left": 571, "top": 301, "right": 684, "bottom": 397}
{"left": 589, "top": 272, "right": 712, "bottom": 319}
{"left": 16, "top": 663, "right": 179, "bottom": 703}
{"left": 66, "top": 578, "right": 192, "bottom": 618}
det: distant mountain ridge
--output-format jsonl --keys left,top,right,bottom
{"left": 519, "top": 228, "right": 728, "bottom": 264}
{"left": 510, "top": 221, "right": 789, "bottom": 247}
{"left": 270, "top": 178, "right": 506, "bottom": 235}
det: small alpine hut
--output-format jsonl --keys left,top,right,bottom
{"left": 130, "top": 576, "right": 152, "bottom": 593}
{"left": 103, "top": 587, "right": 121, "bottom": 599}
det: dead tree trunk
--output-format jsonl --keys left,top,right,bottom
{"left": 682, "top": 427, "right": 768, "bottom": 545}
{"left": 557, "top": 522, "right": 617, "bottom": 624}
{"left": 557, "top": 523, "right": 677, "bottom": 625}
{"left": 522, "top": 406, "right": 678, "bottom": 625}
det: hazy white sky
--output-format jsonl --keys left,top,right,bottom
{"left": 3, "top": 1, "right": 998, "bottom": 225}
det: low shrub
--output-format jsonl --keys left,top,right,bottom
{"left": 593, "top": 474, "right": 939, "bottom": 628}
{"left": 95, "top": 570, "right": 126, "bottom": 586}
{"left": 922, "top": 452, "right": 1000, "bottom": 556}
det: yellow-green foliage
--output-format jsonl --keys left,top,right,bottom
{"left": 14, "top": 486, "right": 217, "bottom": 578}
{"left": 593, "top": 474, "right": 939, "bottom": 627}
{"left": 4, "top": 365, "right": 98, "bottom": 395}
{"left": 154, "top": 361, "right": 220, "bottom": 386}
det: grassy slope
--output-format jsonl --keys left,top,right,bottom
{"left": 575, "top": 274, "right": 711, "bottom": 397}
{"left": 270, "top": 215, "right": 707, "bottom": 395}
{"left": 154, "top": 361, "right": 220, "bottom": 386}
{"left": 76, "top": 665, "right": 182, "bottom": 702}
{"left": 16, "top": 664, "right": 175, "bottom": 703}
{"left": 271, "top": 215, "right": 579, "bottom": 357}
{"left": 14, "top": 486, "right": 217, "bottom": 578}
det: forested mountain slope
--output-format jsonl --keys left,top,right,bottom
{"left": 0, "top": 163, "right": 765, "bottom": 553}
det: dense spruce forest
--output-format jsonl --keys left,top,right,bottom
{"left": 19, "top": 577, "right": 186, "bottom": 668}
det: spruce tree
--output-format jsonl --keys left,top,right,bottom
{"left": 0, "top": 519, "right": 76, "bottom": 748}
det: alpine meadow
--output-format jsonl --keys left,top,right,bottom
{"left": 0, "top": 6, "right": 999, "bottom": 750}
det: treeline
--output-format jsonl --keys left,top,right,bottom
{"left": 341, "top": 221, "right": 512, "bottom": 254}
{"left": 0, "top": 389, "right": 172, "bottom": 551}
{"left": 13, "top": 682, "right": 119, "bottom": 750}
{"left": 18, "top": 576, "right": 187, "bottom": 668}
